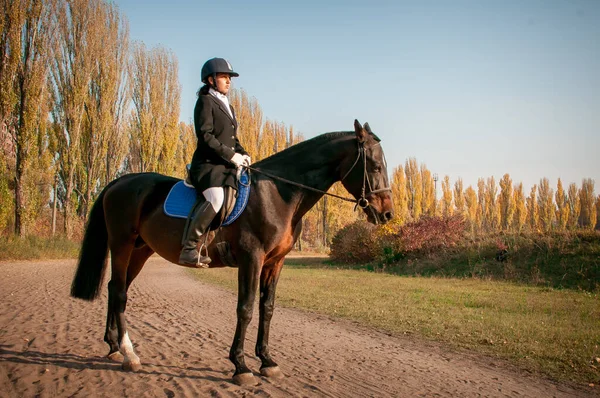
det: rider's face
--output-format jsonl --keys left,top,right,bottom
{"left": 210, "top": 73, "right": 231, "bottom": 95}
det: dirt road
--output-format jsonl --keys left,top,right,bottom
{"left": 0, "top": 257, "right": 592, "bottom": 397}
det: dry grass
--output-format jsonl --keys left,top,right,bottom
{"left": 190, "top": 260, "right": 600, "bottom": 386}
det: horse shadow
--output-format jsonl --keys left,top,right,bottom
{"left": 0, "top": 345, "right": 231, "bottom": 383}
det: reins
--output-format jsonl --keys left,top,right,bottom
{"left": 243, "top": 140, "right": 392, "bottom": 210}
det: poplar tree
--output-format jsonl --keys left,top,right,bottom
{"left": 230, "top": 88, "right": 262, "bottom": 160}
{"left": 464, "top": 186, "right": 477, "bottom": 233}
{"left": 566, "top": 182, "right": 580, "bottom": 230}
{"left": 51, "top": 0, "right": 99, "bottom": 237}
{"left": 3, "top": 0, "right": 55, "bottom": 236}
{"left": 128, "top": 42, "right": 180, "bottom": 175}
{"left": 79, "top": 1, "right": 129, "bottom": 217}
{"left": 526, "top": 184, "right": 538, "bottom": 232}
{"left": 453, "top": 178, "right": 465, "bottom": 217}
{"left": 441, "top": 175, "right": 453, "bottom": 217}
{"left": 391, "top": 165, "right": 408, "bottom": 224}
{"left": 498, "top": 173, "right": 514, "bottom": 231}
{"left": 555, "top": 178, "right": 569, "bottom": 231}
{"left": 420, "top": 165, "right": 435, "bottom": 216}
{"left": 537, "top": 177, "right": 554, "bottom": 232}
{"left": 579, "top": 178, "right": 596, "bottom": 229}
{"left": 485, "top": 176, "right": 499, "bottom": 231}
{"left": 177, "top": 121, "right": 195, "bottom": 177}
{"left": 512, "top": 182, "right": 526, "bottom": 232}
{"left": 405, "top": 157, "right": 422, "bottom": 220}
{"left": 476, "top": 178, "right": 485, "bottom": 232}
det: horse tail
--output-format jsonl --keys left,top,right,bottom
{"left": 70, "top": 182, "right": 112, "bottom": 301}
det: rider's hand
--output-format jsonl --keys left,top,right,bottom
{"left": 242, "top": 155, "right": 252, "bottom": 166}
{"left": 230, "top": 153, "right": 245, "bottom": 167}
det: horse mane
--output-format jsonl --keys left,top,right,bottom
{"left": 255, "top": 131, "right": 355, "bottom": 169}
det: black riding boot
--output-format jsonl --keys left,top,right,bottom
{"left": 179, "top": 200, "right": 217, "bottom": 267}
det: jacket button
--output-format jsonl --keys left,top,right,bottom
{"left": 231, "top": 135, "right": 234, "bottom": 139}
{"left": 231, "top": 124, "right": 234, "bottom": 128}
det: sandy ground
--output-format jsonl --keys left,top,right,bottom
{"left": 0, "top": 257, "right": 595, "bottom": 397}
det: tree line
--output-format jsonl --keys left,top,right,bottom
{"left": 391, "top": 161, "right": 599, "bottom": 234}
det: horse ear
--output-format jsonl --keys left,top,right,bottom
{"left": 354, "top": 119, "right": 367, "bottom": 143}
{"left": 364, "top": 122, "right": 372, "bottom": 134}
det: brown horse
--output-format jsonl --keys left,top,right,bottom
{"left": 70, "top": 120, "right": 394, "bottom": 385}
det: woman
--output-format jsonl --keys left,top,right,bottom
{"left": 180, "top": 57, "right": 251, "bottom": 266}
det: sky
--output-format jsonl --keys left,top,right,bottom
{"left": 114, "top": 0, "right": 599, "bottom": 196}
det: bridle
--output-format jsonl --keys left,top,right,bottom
{"left": 243, "top": 139, "right": 392, "bottom": 211}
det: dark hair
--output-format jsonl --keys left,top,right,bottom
{"left": 196, "top": 84, "right": 210, "bottom": 97}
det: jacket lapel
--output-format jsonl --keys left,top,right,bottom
{"left": 208, "top": 95, "right": 236, "bottom": 125}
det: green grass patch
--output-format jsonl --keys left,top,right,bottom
{"left": 190, "top": 259, "right": 600, "bottom": 386}
{"left": 0, "top": 235, "right": 80, "bottom": 261}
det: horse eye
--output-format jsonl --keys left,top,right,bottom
{"left": 373, "top": 165, "right": 381, "bottom": 173}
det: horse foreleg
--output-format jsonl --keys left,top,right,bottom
{"left": 229, "top": 252, "right": 263, "bottom": 386}
{"left": 256, "top": 258, "right": 284, "bottom": 379}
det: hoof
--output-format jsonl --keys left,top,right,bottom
{"left": 260, "top": 366, "right": 284, "bottom": 379}
{"left": 122, "top": 360, "right": 142, "bottom": 372}
{"left": 107, "top": 351, "right": 124, "bottom": 362}
{"left": 232, "top": 372, "right": 257, "bottom": 386}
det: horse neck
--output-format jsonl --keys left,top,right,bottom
{"left": 258, "top": 134, "right": 357, "bottom": 219}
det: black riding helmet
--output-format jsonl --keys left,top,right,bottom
{"left": 201, "top": 58, "right": 239, "bottom": 88}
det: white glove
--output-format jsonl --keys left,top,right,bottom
{"left": 242, "top": 154, "right": 252, "bottom": 166}
{"left": 230, "top": 153, "right": 245, "bottom": 167}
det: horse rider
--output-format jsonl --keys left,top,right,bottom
{"left": 179, "top": 57, "right": 251, "bottom": 266}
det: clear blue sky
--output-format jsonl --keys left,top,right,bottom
{"left": 114, "top": 0, "right": 599, "bottom": 196}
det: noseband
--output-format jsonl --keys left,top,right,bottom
{"left": 245, "top": 139, "right": 392, "bottom": 210}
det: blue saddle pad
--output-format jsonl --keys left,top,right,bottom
{"left": 164, "top": 170, "right": 250, "bottom": 226}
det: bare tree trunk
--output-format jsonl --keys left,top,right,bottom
{"left": 52, "top": 174, "right": 57, "bottom": 236}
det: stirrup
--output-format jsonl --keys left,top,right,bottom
{"left": 196, "top": 243, "right": 211, "bottom": 268}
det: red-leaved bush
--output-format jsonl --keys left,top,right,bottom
{"left": 330, "top": 215, "right": 466, "bottom": 264}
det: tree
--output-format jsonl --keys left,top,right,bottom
{"left": 2, "top": 0, "right": 56, "bottom": 236}
{"left": 498, "top": 174, "right": 514, "bottom": 231}
{"left": 526, "top": 184, "right": 538, "bottom": 232}
{"left": 441, "top": 175, "right": 453, "bottom": 217}
{"left": 513, "top": 182, "right": 526, "bottom": 232}
{"left": 421, "top": 165, "right": 435, "bottom": 216}
{"left": 453, "top": 178, "right": 465, "bottom": 217}
{"left": 476, "top": 178, "right": 485, "bottom": 232}
{"left": 405, "top": 157, "right": 422, "bottom": 220}
{"left": 79, "top": 0, "right": 129, "bottom": 217}
{"left": 230, "top": 87, "right": 262, "bottom": 160}
{"left": 464, "top": 186, "right": 477, "bottom": 234}
{"left": 537, "top": 177, "right": 554, "bottom": 232}
{"left": 579, "top": 178, "right": 596, "bottom": 229}
{"left": 566, "top": 182, "right": 580, "bottom": 230}
{"left": 50, "top": 0, "right": 100, "bottom": 237}
{"left": 391, "top": 165, "right": 408, "bottom": 224}
{"left": 128, "top": 42, "right": 180, "bottom": 175}
{"left": 555, "top": 178, "right": 569, "bottom": 231}
{"left": 484, "top": 176, "right": 499, "bottom": 231}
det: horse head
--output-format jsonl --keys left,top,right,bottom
{"left": 339, "top": 120, "right": 394, "bottom": 225}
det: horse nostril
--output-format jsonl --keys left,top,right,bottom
{"left": 384, "top": 211, "right": 393, "bottom": 221}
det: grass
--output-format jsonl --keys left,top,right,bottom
{"left": 0, "top": 235, "right": 80, "bottom": 261}
{"left": 190, "top": 258, "right": 600, "bottom": 386}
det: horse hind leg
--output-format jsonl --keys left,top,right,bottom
{"left": 104, "top": 245, "right": 154, "bottom": 364}
{"left": 105, "top": 242, "right": 145, "bottom": 372}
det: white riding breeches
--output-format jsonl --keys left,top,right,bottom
{"left": 202, "top": 187, "right": 224, "bottom": 213}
